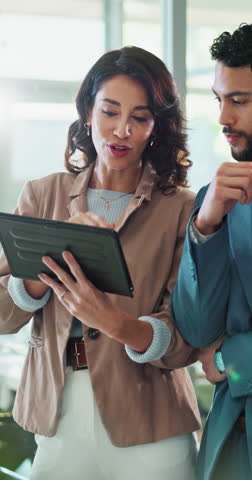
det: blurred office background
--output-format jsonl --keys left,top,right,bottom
{"left": 0, "top": 0, "right": 251, "bottom": 478}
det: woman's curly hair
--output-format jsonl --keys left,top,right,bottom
{"left": 210, "top": 23, "right": 252, "bottom": 69}
{"left": 65, "top": 46, "right": 192, "bottom": 194}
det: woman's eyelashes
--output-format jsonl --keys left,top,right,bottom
{"left": 133, "top": 116, "right": 148, "bottom": 122}
{"left": 102, "top": 110, "right": 148, "bottom": 122}
{"left": 102, "top": 110, "right": 117, "bottom": 117}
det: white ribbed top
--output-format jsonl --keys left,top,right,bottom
{"left": 87, "top": 188, "right": 133, "bottom": 224}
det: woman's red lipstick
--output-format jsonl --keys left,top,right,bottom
{"left": 108, "top": 144, "right": 131, "bottom": 158}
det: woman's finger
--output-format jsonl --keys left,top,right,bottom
{"left": 41, "top": 256, "right": 75, "bottom": 291}
{"left": 68, "top": 212, "right": 114, "bottom": 229}
{"left": 62, "top": 251, "right": 91, "bottom": 286}
{"left": 84, "top": 212, "right": 108, "bottom": 227}
{"left": 68, "top": 216, "right": 101, "bottom": 227}
{"left": 38, "top": 273, "right": 69, "bottom": 300}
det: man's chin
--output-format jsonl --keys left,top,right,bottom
{"left": 231, "top": 146, "right": 252, "bottom": 162}
{"left": 230, "top": 136, "right": 252, "bottom": 162}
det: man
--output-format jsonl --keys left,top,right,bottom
{"left": 172, "top": 23, "right": 252, "bottom": 480}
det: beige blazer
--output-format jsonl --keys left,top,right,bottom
{"left": 0, "top": 163, "right": 201, "bottom": 446}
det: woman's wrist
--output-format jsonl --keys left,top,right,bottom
{"left": 8, "top": 276, "right": 51, "bottom": 312}
{"left": 107, "top": 311, "right": 153, "bottom": 352}
{"left": 23, "top": 279, "right": 49, "bottom": 299}
{"left": 125, "top": 316, "right": 171, "bottom": 363}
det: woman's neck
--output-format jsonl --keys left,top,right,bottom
{"left": 89, "top": 163, "right": 143, "bottom": 193}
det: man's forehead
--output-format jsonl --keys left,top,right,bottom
{"left": 213, "top": 61, "right": 252, "bottom": 96}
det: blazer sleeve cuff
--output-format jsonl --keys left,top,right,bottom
{"left": 125, "top": 316, "right": 171, "bottom": 364}
{"left": 8, "top": 276, "right": 51, "bottom": 312}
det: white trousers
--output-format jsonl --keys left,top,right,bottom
{"left": 31, "top": 368, "right": 198, "bottom": 480}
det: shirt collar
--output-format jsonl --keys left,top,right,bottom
{"left": 68, "top": 160, "right": 157, "bottom": 201}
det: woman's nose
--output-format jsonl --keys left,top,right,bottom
{"left": 113, "top": 119, "right": 131, "bottom": 138}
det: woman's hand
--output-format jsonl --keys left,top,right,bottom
{"left": 38, "top": 251, "right": 119, "bottom": 335}
{"left": 67, "top": 211, "right": 114, "bottom": 229}
{"left": 38, "top": 251, "right": 153, "bottom": 351}
{"left": 198, "top": 337, "right": 227, "bottom": 384}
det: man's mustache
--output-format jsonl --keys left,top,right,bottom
{"left": 222, "top": 127, "right": 247, "bottom": 138}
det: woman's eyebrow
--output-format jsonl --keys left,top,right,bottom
{"left": 102, "top": 98, "right": 120, "bottom": 106}
{"left": 101, "top": 98, "right": 150, "bottom": 110}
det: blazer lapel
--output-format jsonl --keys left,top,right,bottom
{"left": 66, "top": 165, "right": 94, "bottom": 218}
{"left": 228, "top": 202, "right": 252, "bottom": 311}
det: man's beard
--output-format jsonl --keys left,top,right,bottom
{"left": 223, "top": 127, "right": 252, "bottom": 162}
{"left": 231, "top": 135, "right": 252, "bottom": 162}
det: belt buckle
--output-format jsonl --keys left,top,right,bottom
{"left": 73, "top": 338, "right": 88, "bottom": 371}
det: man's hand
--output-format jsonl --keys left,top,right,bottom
{"left": 198, "top": 337, "right": 227, "bottom": 384}
{"left": 195, "top": 162, "right": 252, "bottom": 235}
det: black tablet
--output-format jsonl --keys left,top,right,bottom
{"left": 0, "top": 212, "right": 134, "bottom": 297}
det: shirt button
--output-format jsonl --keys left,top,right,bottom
{"left": 88, "top": 328, "right": 100, "bottom": 340}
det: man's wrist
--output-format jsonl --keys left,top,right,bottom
{"left": 194, "top": 216, "right": 222, "bottom": 236}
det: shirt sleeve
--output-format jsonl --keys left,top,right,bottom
{"left": 189, "top": 215, "right": 216, "bottom": 244}
{"left": 8, "top": 276, "right": 51, "bottom": 312}
{"left": 172, "top": 186, "right": 230, "bottom": 348}
{"left": 125, "top": 316, "right": 171, "bottom": 363}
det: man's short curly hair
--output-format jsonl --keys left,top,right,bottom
{"left": 210, "top": 23, "right": 252, "bottom": 69}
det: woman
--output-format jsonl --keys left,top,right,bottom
{"left": 0, "top": 46, "right": 200, "bottom": 480}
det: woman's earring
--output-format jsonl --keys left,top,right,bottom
{"left": 149, "top": 136, "right": 155, "bottom": 147}
{"left": 84, "top": 123, "right": 91, "bottom": 137}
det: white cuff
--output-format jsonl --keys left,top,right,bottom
{"left": 189, "top": 215, "right": 213, "bottom": 244}
{"left": 125, "top": 316, "right": 171, "bottom": 363}
{"left": 8, "top": 276, "right": 51, "bottom": 312}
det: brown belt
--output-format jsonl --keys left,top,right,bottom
{"left": 236, "top": 411, "right": 246, "bottom": 432}
{"left": 66, "top": 337, "right": 88, "bottom": 371}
